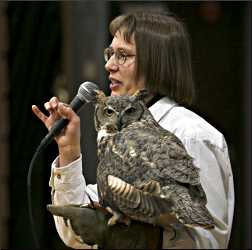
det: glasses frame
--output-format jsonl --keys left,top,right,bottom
{"left": 104, "top": 47, "right": 136, "bottom": 66}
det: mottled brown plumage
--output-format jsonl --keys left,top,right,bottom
{"left": 94, "top": 90, "right": 215, "bottom": 229}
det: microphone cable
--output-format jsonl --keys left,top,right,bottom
{"left": 27, "top": 137, "right": 51, "bottom": 249}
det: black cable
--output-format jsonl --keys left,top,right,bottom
{"left": 27, "top": 136, "right": 51, "bottom": 249}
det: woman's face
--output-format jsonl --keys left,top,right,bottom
{"left": 105, "top": 30, "right": 145, "bottom": 96}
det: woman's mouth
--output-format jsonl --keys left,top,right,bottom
{"left": 109, "top": 81, "right": 123, "bottom": 91}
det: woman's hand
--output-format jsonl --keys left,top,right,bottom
{"left": 32, "top": 97, "right": 81, "bottom": 167}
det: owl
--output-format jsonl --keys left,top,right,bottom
{"left": 94, "top": 90, "right": 215, "bottom": 230}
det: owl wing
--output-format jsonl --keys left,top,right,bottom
{"left": 107, "top": 175, "right": 215, "bottom": 229}
{"left": 112, "top": 124, "right": 201, "bottom": 186}
{"left": 106, "top": 175, "right": 175, "bottom": 226}
{"left": 154, "top": 130, "right": 208, "bottom": 204}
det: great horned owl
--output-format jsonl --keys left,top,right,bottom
{"left": 94, "top": 90, "right": 215, "bottom": 230}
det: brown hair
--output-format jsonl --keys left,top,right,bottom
{"left": 109, "top": 11, "right": 195, "bottom": 106}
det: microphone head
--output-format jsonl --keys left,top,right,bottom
{"left": 77, "top": 81, "right": 99, "bottom": 103}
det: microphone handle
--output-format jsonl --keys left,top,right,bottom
{"left": 49, "top": 118, "right": 69, "bottom": 137}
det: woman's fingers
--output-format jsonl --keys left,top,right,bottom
{"left": 32, "top": 98, "right": 81, "bottom": 162}
{"left": 32, "top": 97, "right": 79, "bottom": 136}
{"left": 32, "top": 97, "right": 61, "bottom": 130}
{"left": 57, "top": 103, "right": 80, "bottom": 131}
{"left": 50, "top": 96, "right": 59, "bottom": 108}
{"left": 32, "top": 105, "right": 48, "bottom": 124}
{"left": 44, "top": 97, "right": 59, "bottom": 114}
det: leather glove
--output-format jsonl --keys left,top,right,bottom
{"left": 47, "top": 204, "right": 163, "bottom": 249}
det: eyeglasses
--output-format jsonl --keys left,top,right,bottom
{"left": 104, "top": 47, "right": 135, "bottom": 65}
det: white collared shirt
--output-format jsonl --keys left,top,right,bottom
{"left": 49, "top": 97, "right": 234, "bottom": 249}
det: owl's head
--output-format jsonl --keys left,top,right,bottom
{"left": 94, "top": 90, "right": 148, "bottom": 132}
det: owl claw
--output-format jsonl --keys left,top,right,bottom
{"left": 86, "top": 192, "right": 95, "bottom": 208}
{"left": 106, "top": 207, "right": 131, "bottom": 226}
{"left": 107, "top": 210, "right": 121, "bottom": 226}
{"left": 108, "top": 215, "right": 119, "bottom": 226}
{"left": 105, "top": 206, "right": 114, "bottom": 214}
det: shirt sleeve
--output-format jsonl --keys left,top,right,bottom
{"left": 49, "top": 154, "right": 99, "bottom": 249}
{"left": 180, "top": 135, "right": 235, "bottom": 249}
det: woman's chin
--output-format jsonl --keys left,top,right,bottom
{"left": 111, "top": 91, "right": 119, "bottom": 96}
{"left": 111, "top": 90, "right": 125, "bottom": 96}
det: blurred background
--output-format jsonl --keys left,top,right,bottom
{"left": 0, "top": 1, "right": 251, "bottom": 249}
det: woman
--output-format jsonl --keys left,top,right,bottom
{"left": 32, "top": 11, "right": 234, "bottom": 249}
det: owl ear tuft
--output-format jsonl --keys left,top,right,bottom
{"left": 131, "top": 89, "right": 152, "bottom": 105}
{"left": 95, "top": 90, "right": 107, "bottom": 104}
{"left": 132, "top": 89, "right": 149, "bottom": 100}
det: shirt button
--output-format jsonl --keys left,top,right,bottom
{"left": 56, "top": 174, "right": 61, "bottom": 179}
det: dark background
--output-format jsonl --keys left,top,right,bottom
{"left": 1, "top": 1, "right": 250, "bottom": 249}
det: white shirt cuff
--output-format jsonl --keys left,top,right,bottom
{"left": 49, "top": 154, "right": 84, "bottom": 191}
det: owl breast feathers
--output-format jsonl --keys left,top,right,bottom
{"left": 94, "top": 90, "right": 215, "bottom": 229}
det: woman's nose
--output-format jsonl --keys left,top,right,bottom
{"left": 105, "top": 55, "right": 119, "bottom": 72}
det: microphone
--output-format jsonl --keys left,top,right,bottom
{"left": 40, "top": 81, "right": 99, "bottom": 148}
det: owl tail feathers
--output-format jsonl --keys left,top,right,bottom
{"left": 178, "top": 203, "right": 215, "bottom": 230}
{"left": 107, "top": 175, "right": 175, "bottom": 226}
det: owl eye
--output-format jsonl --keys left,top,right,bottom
{"left": 104, "top": 107, "right": 114, "bottom": 116}
{"left": 125, "top": 107, "right": 136, "bottom": 114}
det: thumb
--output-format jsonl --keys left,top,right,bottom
{"left": 47, "top": 204, "right": 83, "bottom": 220}
{"left": 47, "top": 204, "right": 103, "bottom": 226}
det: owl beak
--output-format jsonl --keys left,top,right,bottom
{"left": 104, "top": 123, "right": 118, "bottom": 133}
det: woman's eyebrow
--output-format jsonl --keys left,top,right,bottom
{"left": 109, "top": 46, "right": 134, "bottom": 54}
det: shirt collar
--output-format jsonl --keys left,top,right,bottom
{"left": 149, "top": 96, "right": 178, "bottom": 123}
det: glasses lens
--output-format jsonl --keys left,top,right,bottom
{"left": 116, "top": 51, "right": 125, "bottom": 65}
{"left": 104, "top": 48, "right": 133, "bottom": 65}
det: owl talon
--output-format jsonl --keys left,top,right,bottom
{"left": 108, "top": 215, "right": 118, "bottom": 226}
{"left": 106, "top": 206, "right": 120, "bottom": 226}
{"left": 105, "top": 206, "right": 114, "bottom": 214}
{"left": 106, "top": 207, "right": 130, "bottom": 226}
